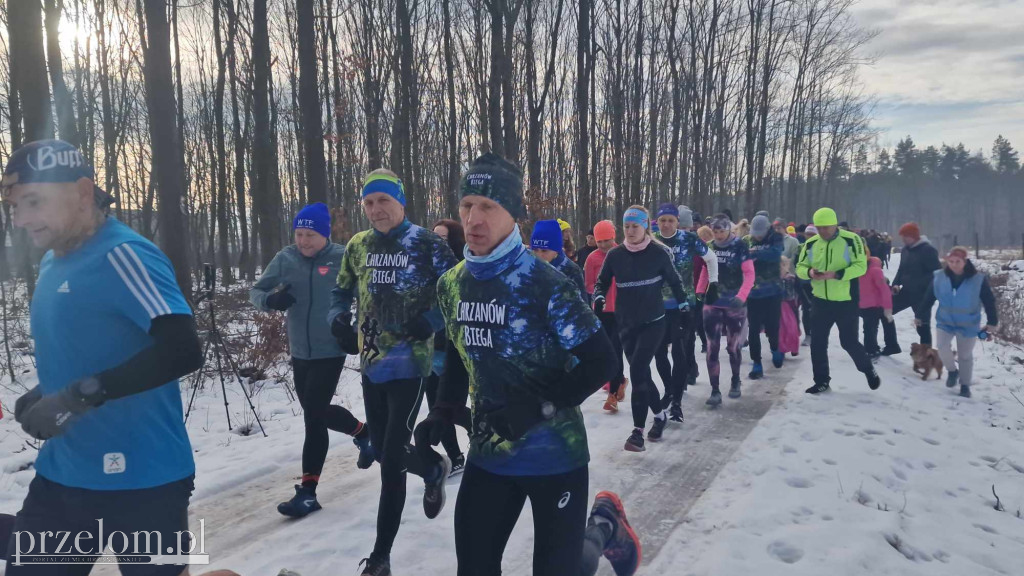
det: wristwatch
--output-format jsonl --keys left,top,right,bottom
{"left": 73, "top": 377, "right": 106, "bottom": 408}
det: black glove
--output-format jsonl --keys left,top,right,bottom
{"left": 19, "top": 378, "right": 104, "bottom": 441}
{"left": 729, "top": 296, "right": 746, "bottom": 309}
{"left": 14, "top": 387, "right": 42, "bottom": 422}
{"left": 331, "top": 315, "right": 359, "bottom": 355}
{"left": 593, "top": 296, "right": 606, "bottom": 315}
{"left": 477, "top": 394, "right": 555, "bottom": 444}
{"left": 265, "top": 285, "right": 296, "bottom": 311}
{"left": 705, "top": 282, "right": 720, "bottom": 306}
{"left": 415, "top": 405, "right": 462, "bottom": 447}
{"left": 404, "top": 314, "right": 435, "bottom": 341}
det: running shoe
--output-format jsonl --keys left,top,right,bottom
{"left": 805, "top": 382, "right": 830, "bottom": 394}
{"left": 624, "top": 428, "right": 645, "bottom": 452}
{"left": 669, "top": 404, "right": 684, "bottom": 423}
{"left": 748, "top": 362, "right": 763, "bottom": 380}
{"left": 423, "top": 455, "right": 451, "bottom": 519}
{"left": 448, "top": 453, "right": 466, "bottom": 477}
{"left": 706, "top": 390, "right": 722, "bottom": 407}
{"left": 358, "top": 555, "right": 391, "bottom": 576}
{"left": 354, "top": 433, "right": 376, "bottom": 470}
{"left": 590, "top": 491, "right": 642, "bottom": 576}
{"left": 647, "top": 417, "right": 666, "bottom": 441}
{"left": 946, "top": 370, "right": 959, "bottom": 389}
{"left": 866, "top": 370, "right": 881, "bottom": 391}
{"left": 729, "top": 379, "right": 745, "bottom": 397}
{"left": 603, "top": 393, "right": 619, "bottom": 413}
{"left": 277, "top": 485, "right": 321, "bottom": 518}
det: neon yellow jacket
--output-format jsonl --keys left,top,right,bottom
{"left": 796, "top": 229, "right": 867, "bottom": 302}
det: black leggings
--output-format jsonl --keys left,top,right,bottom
{"left": 747, "top": 296, "right": 782, "bottom": 362}
{"left": 621, "top": 318, "right": 666, "bottom": 429}
{"left": 655, "top": 308, "right": 696, "bottom": 405}
{"left": 362, "top": 376, "right": 431, "bottom": 558}
{"left": 597, "top": 311, "right": 626, "bottom": 393}
{"left": 892, "top": 289, "right": 932, "bottom": 345}
{"left": 425, "top": 372, "right": 464, "bottom": 460}
{"left": 455, "top": 463, "right": 605, "bottom": 576}
{"left": 293, "top": 356, "right": 361, "bottom": 478}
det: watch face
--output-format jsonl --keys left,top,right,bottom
{"left": 78, "top": 377, "right": 102, "bottom": 400}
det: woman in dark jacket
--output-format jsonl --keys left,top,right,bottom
{"left": 594, "top": 205, "right": 688, "bottom": 452}
{"left": 915, "top": 246, "right": 998, "bottom": 398}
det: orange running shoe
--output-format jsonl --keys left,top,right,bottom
{"left": 603, "top": 393, "right": 618, "bottom": 413}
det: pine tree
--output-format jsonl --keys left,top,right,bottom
{"left": 893, "top": 136, "right": 921, "bottom": 176}
{"left": 991, "top": 135, "right": 1020, "bottom": 173}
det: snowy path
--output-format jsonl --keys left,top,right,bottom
{"left": 6, "top": 253, "right": 1024, "bottom": 576}
{"left": 157, "top": 344, "right": 803, "bottom": 576}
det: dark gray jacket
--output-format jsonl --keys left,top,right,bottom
{"left": 250, "top": 243, "right": 346, "bottom": 360}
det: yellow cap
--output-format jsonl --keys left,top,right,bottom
{"left": 813, "top": 207, "right": 838, "bottom": 227}
{"left": 557, "top": 219, "right": 571, "bottom": 231}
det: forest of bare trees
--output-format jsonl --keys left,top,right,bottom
{"left": 0, "top": 0, "right": 1020, "bottom": 296}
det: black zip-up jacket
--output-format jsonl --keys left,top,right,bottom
{"left": 894, "top": 238, "right": 940, "bottom": 297}
{"left": 594, "top": 240, "right": 686, "bottom": 332}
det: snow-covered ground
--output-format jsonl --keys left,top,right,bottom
{"left": 2, "top": 253, "right": 1023, "bottom": 575}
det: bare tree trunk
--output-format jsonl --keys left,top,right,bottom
{"left": 138, "top": 0, "right": 192, "bottom": 299}
{"left": 252, "top": 0, "right": 279, "bottom": 267}
{"left": 43, "top": 0, "right": 79, "bottom": 146}
{"left": 576, "top": 0, "right": 591, "bottom": 227}
{"left": 442, "top": 0, "right": 460, "bottom": 214}
{"left": 226, "top": 0, "right": 251, "bottom": 279}
{"left": 9, "top": 0, "right": 53, "bottom": 142}
{"left": 297, "top": 0, "right": 327, "bottom": 204}
{"left": 487, "top": 0, "right": 504, "bottom": 155}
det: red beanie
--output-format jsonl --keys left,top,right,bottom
{"left": 594, "top": 220, "right": 616, "bottom": 242}
{"left": 898, "top": 222, "right": 921, "bottom": 240}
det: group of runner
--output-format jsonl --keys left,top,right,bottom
{"left": 1, "top": 139, "right": 999, "bottom": 576}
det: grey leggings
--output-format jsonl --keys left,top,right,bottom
{"left": 935, "top": 329, "right": 976, "bottom": 387}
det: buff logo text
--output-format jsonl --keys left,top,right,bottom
{"left": 28, "top": 147, "right": 85, "bottom": 172}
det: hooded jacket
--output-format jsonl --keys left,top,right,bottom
{"left": 894, "top": 237, "right": 940, "bottom": 297}
{"left": 858, "top": 257, "right": 893, "bottom": 310}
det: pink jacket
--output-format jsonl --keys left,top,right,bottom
{"left": 859, "top": 257, "right": 893, "bottom": 310}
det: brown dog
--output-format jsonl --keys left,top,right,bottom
{"left": 911, "top": 342, "right": 944, "bottom": 380}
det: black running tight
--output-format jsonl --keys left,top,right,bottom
{"left": 293, "top": 356, "right": 361, "bottom": 479}
{"left": 621, "top": 318, "right": 666, "bottom": 429}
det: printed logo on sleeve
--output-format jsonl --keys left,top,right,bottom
{"left": 103, "top": 452, "right": 126, "bottom": 474}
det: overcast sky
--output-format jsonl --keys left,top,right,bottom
{"left": 851, "top": 0, "right": 1024, "bottom": 156}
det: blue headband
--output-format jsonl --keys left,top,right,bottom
{"left": 362, "top": 175, "right": 406, "bottom": 206}
{"left": 623, "top": 208, "right": 649, "bottom": 229}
